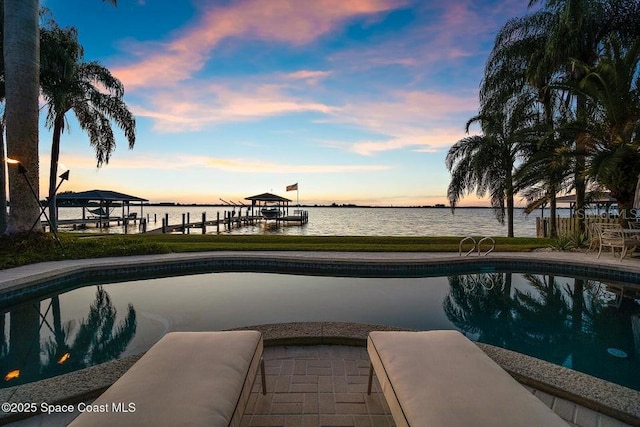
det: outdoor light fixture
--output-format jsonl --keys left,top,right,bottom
{"left": 28, "top": 166, "right": 71, "bottom": 247}
{"left": 5, "top": 157, "right": 28, "bottom": 175}
{"left": 6, "top": 158, "right": 70, "bottom": 249}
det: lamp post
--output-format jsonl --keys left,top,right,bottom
{"left": 6, "top": 158, "right": 68, "bottom": 249}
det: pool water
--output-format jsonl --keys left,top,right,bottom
{"left": 1, "top": 272, "right": 639, "bottom": 390}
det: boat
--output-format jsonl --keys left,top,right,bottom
{"left": 261, "top": 206, "right": 282, "bottom": 219}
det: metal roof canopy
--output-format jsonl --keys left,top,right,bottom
{"left": 245, "top": 192, "right": 291, "bottom": 203}
{"left": 56, "top": 190, "right": 148, "bottom": 222}
{"left": 555, "top": 192, "right": 617, "bottom": 205}
{"left": 57, "top": 190, "right": 148, "bottom": 204}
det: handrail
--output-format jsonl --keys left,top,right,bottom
{"left": 459, "top": 236, "right": 495, "bottom": 256}
{"left": 477, "top": 236, "right": 495, "bottom": 256}
{"left": 459, "top": 236, "right": 476, "bottom": 257}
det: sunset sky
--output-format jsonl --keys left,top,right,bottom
{"left": 39, "top": 0, "right": 532, "bottom": 206}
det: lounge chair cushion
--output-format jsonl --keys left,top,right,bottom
{"left": 69, "top": 331, "right": 263, "bottom": 427}
{"left": 368, "top": 330, "right": 568, "bottom": 427}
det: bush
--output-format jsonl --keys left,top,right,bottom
{"left": 550, "top": 235, "right": 574, "bottom": 251}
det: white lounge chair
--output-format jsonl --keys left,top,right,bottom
{"left": 69, "top": 331, "right": 265, "bottom": 427}
{"left": 367, "top": 330, "right": 568, "bottom": 427}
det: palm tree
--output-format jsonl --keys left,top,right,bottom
{"left": 575, "top": 36, "right": 640, "bottom": 223}
{"left": 526, "top": 0, "right": 640, "bottom": 231}
{"left": 516, "top": 104, "right": 575, "bottom": 237}
{"left": 480, "top": 9, "right": 569, "bottom": 236}
{"left": 446, "top": 95, "right": 535, "bottom": 237}
{"left": 40, "top": 22, "right": 135, "bottom": 229}
{"left": 3, "top": 0, "right": 40, "bottom": 234}
{"left": 2, "top": 0, "right": 118, "bottom": 235}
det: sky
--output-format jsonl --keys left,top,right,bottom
{"left": 38, "top": 0, "right": 533, "bottom": 206}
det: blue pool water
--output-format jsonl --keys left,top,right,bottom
{"left": 1, "top": 271, "right": 639, "bottom": 390}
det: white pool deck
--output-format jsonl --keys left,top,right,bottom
{"left": 1, "top": 250, "right": 639, "bottom": 426}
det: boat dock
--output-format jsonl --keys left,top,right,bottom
{"left": 146, "top": 209, "right": 309, "bottom": 234}
{"left": 48, "top": 191, "right": 308, "bottom": 234}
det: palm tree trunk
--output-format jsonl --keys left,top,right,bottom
{"left": 0, "top": 124, "right": 7, "bottom": 233}
{"left": 549, "top": 191, "right": 557, "bottom": 238}
{"left": 3, "top": 0, "right": 41, "bottom": 234}
{"left": 48, "top": 115, "right": 64, "bottom": 231}
{"left": 506, "top": 182, "right": 514, "bottom": 238}
{"left": 633, "top": 174, "right": 640, "bottom": 212}
{"left": 574, "top": 95, "right": 587, "bottom": 234}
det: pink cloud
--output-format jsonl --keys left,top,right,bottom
{"left": 284, "top": 70, "right": 333, "bottom": 85}
{"left": 132, "top": 82, "right": 336, "bottom": 132}
{"left": 112, "top": 0, "right": 404, "bottom": 88}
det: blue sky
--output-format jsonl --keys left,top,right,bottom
{"left": 39, "top": 0, "right": 531, "bottom": 205}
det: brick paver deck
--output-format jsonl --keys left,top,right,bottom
{"left": 244, "top": 345, "right": 394, "bottom": 427}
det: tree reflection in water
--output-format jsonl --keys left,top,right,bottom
{"left": 444, "top": 273, "right": 640, "bottom": 390}
{"left": 1, "top": 286, "right": 136, "bottom": 388}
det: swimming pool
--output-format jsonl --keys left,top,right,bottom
{"left": 1, "top": 269, "right": 639, "bottom": 391}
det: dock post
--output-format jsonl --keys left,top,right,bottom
{"left": 182, "top": 213, "right": 186, "bottom": 234}
{"left": 202, "top": 212, "right": 206, "bottom": 234}
{"left": 162, "top": 217, "right": 166, "bottom": 233}
{"left": 124, "top": 217, "right": 128, "bottom": 234}
{"left": 187, "top": 213, "right": 191, "bottom": 234}
{"left": 141, "top": 217, "right": 147, "bottom": 233}
{"left": 154, "top": 213, "right": 157, "bottom": 223}
{"left": 165, "top": 213, "right": 169, "bottom": 232}
{"left": 217, "top": 212, "right": 220, "bottom": 233}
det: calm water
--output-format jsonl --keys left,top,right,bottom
{"left": 57, "top": 206, "right": 572, "bottom": 237}
{"left": 2, "top": 272, "right": 639, "bottom": 390}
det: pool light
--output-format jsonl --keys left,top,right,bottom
{"left": 58, "top": 352, "right": 71, "bottom": 364}
{"left": 607, "top": 348, "right": 628, "bottom": 358}
{"left": 4, "top": 370, "right": 20, "bottom": 381}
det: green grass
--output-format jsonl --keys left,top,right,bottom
{"left": 0, "top": 233, "right": 554, "bottom": 270}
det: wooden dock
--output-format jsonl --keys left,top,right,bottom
{"left": 146, "top": 209, "right": 309, "bottom": 234}
{"left": 47, "top": 208, "right": 308, "bottom": 234}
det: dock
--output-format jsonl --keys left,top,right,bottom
{"left": 146, "top": 209, "right": 309, "bottom": 234}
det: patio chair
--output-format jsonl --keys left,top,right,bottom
{"left": 595, "top": 223, "right": 637, "bottom": 260}
{"left": 587, "top": 221, "right": 601, "bottom": 251}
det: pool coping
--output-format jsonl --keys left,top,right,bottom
{"left": 2, "top": 250, "right": 640, "bottom": 306}
{"left": 1, "top": 251, "right": 640, "bottom": 425}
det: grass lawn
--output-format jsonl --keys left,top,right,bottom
{"left": 0, "top": 233, "right": 554, "bottom": 270}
